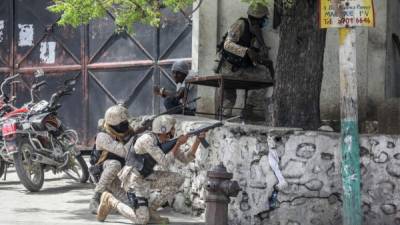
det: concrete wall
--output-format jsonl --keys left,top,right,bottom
{"left": 170, "top": 116, "right": 400, "bottom": 225}
{"left": 192, "top": 0, "right": 397, "bottom": 124}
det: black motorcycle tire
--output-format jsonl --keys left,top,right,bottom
{"left": 0, "top": 159, "right": 5, "bottom": 179}
{"left": 74, "top": 155, "right": 89, "bottom": 183}
{"left": 13, "top": 141, "right": 44, "bottom": 192}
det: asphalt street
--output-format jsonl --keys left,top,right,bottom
{"left": 0, "top": 159, "right": 204, "bottom": 225}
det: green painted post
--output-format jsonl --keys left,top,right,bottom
{"left": 339, "top": 27, "right": 362, "bottom": 225}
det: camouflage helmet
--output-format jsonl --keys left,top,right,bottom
{"left": 171, "top": 60, "right": 189, "bottom": 75}
{"left": 247, "top": 5, "right": 269, "bottom": 18}
{"left": 104, "top": 105, "right": 129, "bottom": 126}
{"left": 152, "top": 115, "right": 176, "bottom": 134}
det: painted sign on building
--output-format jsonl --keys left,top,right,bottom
{"left": 319, "top": 0, "right": 375, "bottom": 28}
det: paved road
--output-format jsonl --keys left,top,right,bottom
{"left": 0, "top": 163, "right": 204, "bottom": 225}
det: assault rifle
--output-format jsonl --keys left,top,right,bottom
{"left": 159, "top": 122, "right": 223, "bottom": 154}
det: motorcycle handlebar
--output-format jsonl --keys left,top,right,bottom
{"left": 29, "top": 81, "right": 47, "bottom": 106}
{"left": 32, "top": 81, "right": 47, "bottom": 90}
{"left": 0, "top": 73, "right": 20, "bottom": 98}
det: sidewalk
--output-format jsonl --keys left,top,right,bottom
{"left": 0, "top": 165, "right": 204, "bottom": 225}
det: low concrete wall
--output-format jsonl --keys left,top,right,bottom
{"left": 170, "top": 116, "right": 400, "bottom": 225}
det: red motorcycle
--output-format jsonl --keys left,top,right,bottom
{"left": 1, "top": 75, "right": 88, "bottom": 191}
{"left": 0, "top": 74, "right": 25, "bottom": 179}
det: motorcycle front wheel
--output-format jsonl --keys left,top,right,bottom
{"left": 64, "top": 155, "right": 89, "bottom": 183}
{"left": 13, "top": 140, "right": 44, "bottom": 192}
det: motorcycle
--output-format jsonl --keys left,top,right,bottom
{"left": 2, "top": 75, "right": 89, "bottom": 191}
{"left": 0, "top": 73, "right": 24, "bottom": 179}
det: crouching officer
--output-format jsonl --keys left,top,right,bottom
{"left": 89, "top": 105, "right": 136, "bottom": 214}
{"left": 153, "top": 60, "right": 196, "bottom": 115}
{"left": 96, "top": 115, "right": 206, "bottom": 224}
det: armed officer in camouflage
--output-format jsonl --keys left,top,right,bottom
{"left": 89, "top": 105, "right": 140, "bottom": 214}
{"left": 216, "top": 5, "right": 274, "bottom": 117}
{"left": 96, "top": 115, "right": 206, "bottom": 224}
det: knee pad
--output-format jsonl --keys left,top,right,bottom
{"left": 109, "top": 161, "right": 122, "bottom": 171}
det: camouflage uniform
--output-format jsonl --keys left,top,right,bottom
{"left": 98, "top": 132, "right": 195, "bottom": 224}
{"left": 89, "top": 106, "right": 145, "bottom": 213}
{"left": 219, "top": 19, "right": 270, "bottom": 117}
{"left": 93, "top": 130, "right": 133, "bottom": 201}
{"left": 218, "top": 8, "right": 273, "bottom": 118}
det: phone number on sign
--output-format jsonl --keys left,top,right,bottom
{"left": 337, "top": 17, "right": 372, "bottom": 25}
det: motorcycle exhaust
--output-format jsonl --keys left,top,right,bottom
{"left": 31, "top": 153, "right": 62, "bottom": 167}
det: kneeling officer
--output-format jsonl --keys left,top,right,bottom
{"left": 96, "top": 115, "right": 206, "bottom": 224}
{"left": 89, "top": 105, "right": 137, "bottom": 213}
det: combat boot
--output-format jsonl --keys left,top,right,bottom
{"left": 89, "top": 192, "right": 101, "bottom": 214}
{"left": 97, "top": 192, "right": 118, "bottom": 222}
{"left": 149, "top": 208, "right": 170, "bottom": 224}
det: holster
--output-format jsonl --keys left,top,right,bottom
{"left": 89, "top": 164, "right": 103, "bottom": 183}
{"left": 127, "top": 192, "right": 148, "bottom": 209}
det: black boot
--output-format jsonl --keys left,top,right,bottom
{"left": 89, "top": 192, "right": 102, "bottom": 214}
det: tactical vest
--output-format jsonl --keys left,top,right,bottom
{"left": 90, "top": 127, "right": 133, "bottom": 167}
{"left": 220, "top": 18, "right": 253, "bottom": 69}
{"left": 126, "top": 133, "right": 174, "bottom": 178}
{"left": 236, "top": 18, "right": 252, "bottom": 48}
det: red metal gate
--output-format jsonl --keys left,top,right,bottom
{"left": 0, "top": 0, "right": 192, "bottom": 145}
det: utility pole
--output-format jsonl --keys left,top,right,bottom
{"left": 339, "top": 26, "right": 362, "bottom": 225}
{"left": 319, "top": 1, "right": 375, "bottom": 224}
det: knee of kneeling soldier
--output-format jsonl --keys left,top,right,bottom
{"left": 134, "top": 206, "right": 150, "bottom": 224}
{"left": 175, "top": 176, "right": 185, "bottom": 187}
{"left": 167, "top": 173, "right": 185, "bottom": 187}
{"left": 110, "top": 161, "right": 122, "bottom": 170}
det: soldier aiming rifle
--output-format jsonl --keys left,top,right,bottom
{"left": 96, "top": 115, "right": 222, "bottom": 224}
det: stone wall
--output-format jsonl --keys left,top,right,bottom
{"left": 170, "top": 116, "right": 400, "bottom": 225}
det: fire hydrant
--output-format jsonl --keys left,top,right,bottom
{"left": 205, "top": 163, "right": 241, "bottom": 225}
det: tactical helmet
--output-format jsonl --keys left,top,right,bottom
{"left": 152, "top": 115, "right": 176, "bottom": 134}
{"left": 104, "top": 105, "right": 129, "bottom": 126}
{"left": 171, "top": 60, "right": 189, "bottom": 75}
{"left": 247, "top": 5, "right": 269, "bottom": 18}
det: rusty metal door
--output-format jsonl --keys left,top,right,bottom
{"left": 0, "top": 0, "right": 192, "bottom": 145}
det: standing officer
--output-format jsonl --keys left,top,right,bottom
{"left": 216, "top": 5, "right": 274, "bottom": 117}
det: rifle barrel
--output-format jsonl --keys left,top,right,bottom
{"left": 187, "top": 122, "right": 223, "bottom": 136}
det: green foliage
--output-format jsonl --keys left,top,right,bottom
{"left": 48, "top": 0, "right": 271, "bottom": 32}
{"left": 47, "top": 0, "right": 195, "bottom": 32}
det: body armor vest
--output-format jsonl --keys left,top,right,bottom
{"left": 221, "top": 18, "right": 253, "bottom": 69}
